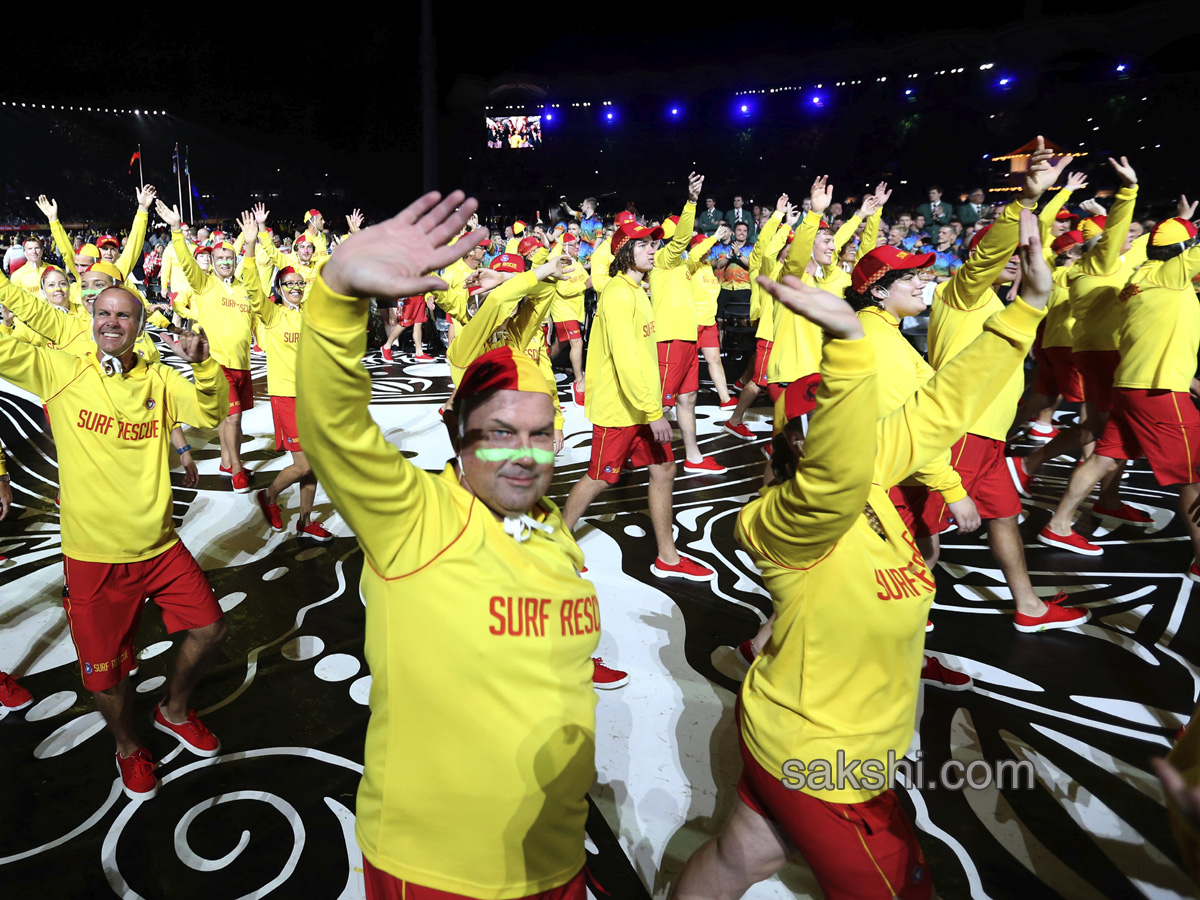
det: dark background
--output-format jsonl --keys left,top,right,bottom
{"left": 1, "top": 0, "right": 1197, "bottom": 230}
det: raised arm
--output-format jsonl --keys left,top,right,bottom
{"left": 236, "top": 210, "right": 277, "bottom": 326}
{"left": 1038, "top": 170, "right": 1085, "bottom": 250}
{"left": 781, "top": 176, "right": 831, "bottom": 279}
{"left": 654, "top": 172, "right": 703, "bottom": 270}
{"left": 117, "top": 186, "right": 157, "bottom": 278}
{"left": 165, "top": 330, "right": 229, "bottom": 429}
{"left": 1078, "top": 156, "right": 1138, "bottom": 277}
{"left": 739, "top": 276, "right": 877, "bottom": 566}
{"left": 159, "top": 200, "right": 212, "bottom": 294}
{"left": 297, "top": 191, "right": 482, "bottom": 570}
{"left": 36, "top": 195, "right": 77, "bottom": 282}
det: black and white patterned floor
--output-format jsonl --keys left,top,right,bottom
{"left": 1, "top": 336, "right": 1196, "bottom": 899}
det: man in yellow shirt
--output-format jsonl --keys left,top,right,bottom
{"left": 297, "top": 190, "right": 596, "bottom": 899}
{"left": 11, "top": 235, "right": 51, "bottom": 294}
{"left": 158, "top": 199, "right": 257, "bottom": 492}
{"left": 0, "top": 285, "right": 228, "bottom": 800}
{"left": 562, "top": 219, "right": 715, "bottom": 581}
{"left": 1038, "top": 215, "right": 1200, "bottom": 570}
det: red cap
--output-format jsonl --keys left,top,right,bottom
{"left": 96, "top": 234, "right": 119, "bottom": 249}
{"left": 517, "top": 236, "right": 542, "bottom": 256}
{"left": 614, "top": 211, "right": 636, "bottom": 227}
{"left": 816, "top": 219, "right": 831, "bottom": 231}
{"left": 192, "top": 244, "right": 213, "bottom": 258}
{"left": 1149, "top": 217, "right": 1199, "bottom": 247}
{"left": 967, "top": 224, "right": 994, "bottom": 254}
{"left": 850, "top": 246, "right": 935, "bottom": 293}
{"left": 611, "top": 221, "right": 664, "bottom": 255}
{"left": 560, "top": 232, "right": 577, "bottom": 244}
{"left": 490, "top": 253, "right": 526, "bottom": 273}
{"left": 1055, "top": 209, "right": 1080, "bottom": 225}
{"left": 1079, "top": 216, "right": 1107, "bottom": 241}
{"left": 479, "top": 238, "right": 493, "bottom": 249}
{"left": 1050, "top": 230, "right": 1084, "bottom": 254}
{"left": 209, "top": 241, "right": 236, "bottom": 256}
{"left": 783, "top": 373, "right": 823, "bottom": 421}
{"left": 689, "top": 234, "right": 709, "bottom": 248}
{"left": 294, "top": 234, "right": 314, "bottom": 247}
{"left": 786, "top": 229, "right": 797, "bottom": 244}
{"left": 457, "top": 346, "right": 554, "bottom": 402}
{"left": 276, "top": 266, "right": 298, "bottom": 280}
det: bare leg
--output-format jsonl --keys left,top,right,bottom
{"left": 702, "top": 346, "right": 731, "bottom": 404}
{"left": 750, "top": 613, "right": 775, "bottom": 656}
{"left": 917, "top": 534, "right": 940, "bottom": 568}
{"left": 298, "top": 474, "right": 318, "bottom": 526}
{"left": 383, "top": 321, "right": 408, "bottom": 350}
{"left": 563, "top": 473, "right": 610, "bottom": 531}
{"left": 1096, "top": 459, "right": 1126, "bottom": 508}
{"left": 678, "top": 392, "right": 703, "bottom": 463}
{"left": 160, "top": 618, "right": 229, "bottom": 722}
{"left": 988, "top": 516, "right": 1048, "bottom": 617}
{"left": 266, "top": 450, "right": 312, "bottom": 507}
{"left": 413, "top": 322, "right": 424, "bottom": 356}
{"left": 648, "top": 458, "right": 681, "bottom": 563}
{"left": 1046, "top": 454, "right": 1119, "bottom": 536}
{"left": 1024, "top": 402, "right": 1103, "bottom": 477}
{"left": 94, "top": 678, "right": 141, "bottom": 756}
{"left": 672, "top": 797, "right": 792, "bottom": 899}
{"left": 218, "top": 412, "right": 243, "bottom": 473}
{"left": 725, "top": 381, "right": 760, "bottom": 428}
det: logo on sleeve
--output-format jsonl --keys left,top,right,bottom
{"left": 145, "top": 399, "right": 156, "bottom": 410}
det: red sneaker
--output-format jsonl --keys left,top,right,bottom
{"left": 115, "top": 748, "right": 159, "bottom": 800}
{"left": 1028, "top": 421, "right": 1059, "bottom": 442}
{"left": 0, "top": 671, "right": 33, "bottom": 710}
{"left": 651, "top": 555, "right": 715, "bottom": 581}
{"left": 719, "top": 397, "right": 738, "bottom": 409}
{"left": 735, "top": 639, "right": 756, "bottom": 669}
{"left": 1013, "top": 591, "right": 1091, "bottom": 633}
{"left": 1005, "top": 456, "right": 1032, "bottom": 497}
{"left": 256, "top": 490, "right": 283, "bottom": 532}
{"left": 732, "top": 379, "right": 745, "bottom": 392}
{"left": 1092, "top": 503, "right": 1153, "bottom": 524}
{"left": 592, "top": 658, "right": 628, "bottom": 690}
{"left": 1188, "top": 563, "right": 1200, "bottom": 583}
{"left": 381, "top": 347, "right": 394, "bottom": 361}
{"left": 231, "top": 469, "right": 252, "bottom": 494}
{"left": 220, "top": 463, "right": 231, "bottom": 474}
{"left": 252, "top": 344, "right": 263, "bottom": 354}
{"left": 572, "top": 383, "right": 585, "bottom": 407}
{"left": 683, "top": 456, "right": 728, "bottom": 475}
{"left": 1177, "top": 725, "right": 1188, "bottom": 743}
{"left": 1038, "top": 526, "right": 1102, "bottom": 556}
{"left": 722, "top": 421, "right": 757, "bottom": 442}
{"left": 297, "top": 520, "right": 334, "bottom": 542}
{"left": 414, "top": 353, "right": 434, "bottom": 362}
{"left": 153, "top": 704, "right": 221, "bottom": 757}
{"left": 762, "top": 443, "right": 773, "bottom": 459}
{"left": 925, "top": 620, "right": 934, "bottom": 633}
{"left": 920, "top": 656, "right": 973, "bottom": 691}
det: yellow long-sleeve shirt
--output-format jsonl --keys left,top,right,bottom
{"left": 1038, "top": 187, "right": 1075, "bottom": 265}
{"left": 649, "top": 201, "right": 701, "bottom": 341}
{"left": 738, "top": 295, "right": 1046, "bottom": 803}
{"left": 0, "top": 338, "right": 225, "bottom": 562}
{"left": 928, "top": 198, "right": 1028, "bottom": 441}
{"left": 589, "top": 238, "right": 615, "bottom": 296}
{"left": 11, "top": 260, "right": 51, "bottom": 295}
{"left": 1114, "top": 246, "right": 1200, "bottom": 391}
{"left": 0, "top": 275, "right": 160, "bottom": 363}
{"left": 295, "top": 271, "right": 597, "bottom": 897}
{"left": 748, "top": 212, "right": 788, "bottom": 324}
{"left": 585, "top": 272, "right": 663, "bottom": 427}
{"left": 1042, "top": 264, "right": 1076, "bottom": 349}
{"left": 858, "top": 307, "right": 965, "bottom": 503}
{"left": 257, "top": 233, "right": 325, "bottom": 298}
{"left": 247, "top": 275, "right": 302, "bottom": 398}
{"left": 171, "top": 230, "right": 255, "bottom": 370}
{"left": 547, "top": 259, "right": 588, "bottom": 325}
{"left": 1067, "top": 184, "right": 1139, "bottom": 353}
{"left": 431, "top": 259, "right": 474, "bottom": 327}
{"left": 689, "top": 238, "right": 722, "bottom": 327}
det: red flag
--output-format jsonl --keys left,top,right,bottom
{"left": 128, "top": 150, "right": 141, "bottom": 174}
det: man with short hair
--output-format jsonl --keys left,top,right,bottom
{"left": 918, "top": 186, "right": 953, "bottom": 227}
{"left": 958, "top": 188, "right": 987, "bottom": 228}
{"left": 697, "top": 196, "right": 722, "bottom": 235}
{"left": 0, "top": 285, "right": 228, "bottom": 799}
{"left": 11, "top": 236, "right": 50, "bottom": 293}
{"left": 726, "top": 195, "right": 755, "bottom": 240}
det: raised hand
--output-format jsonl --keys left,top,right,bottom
{"left": 34, "top": 195, "right": 58, "bottom": 222}
{"left": 1178, "top": 194, "right": 1198, "bottom": 221}
{"left": 156, "top": 199, "right": 183, "bottom": 228}
{"left": 466, "top": 268, "right": 509, "bottom": 292}
{"left": 346, "top": 208, "right": 364, "bottom": 233}
{"left": 714, "top": 224, "right": 732, "bottom": 243}
{"left": 859, "top": 194, "right": 880, "bottom": 218}
{"left": 176, "top": 326, "right": 210, "bottom": 363}
{"left": 545, "top": 254, "right": 574, "bottom": 281}
{"left": 321, "top": 192, "right": 482, "bottom": 299}
{"left": 1017, "top": 209, "right": 1052, "bottom": 310}
{"left": 237, "top": 210, "right": 258, "bottom": 246}
{"left": 136, "top": 184, "right": 158, "bottom": 211}
{"left": 872, "top": 181, "right": 892, "bottom": 208}
{"left": 757, "top": 275, "right": 863, "bottom": 340}
{"left": 1022, "top": 136, "right": 1073, "bottom": 202}
{"left": 810, "top": 175, "right": 833, "bottom": 215}
{"left": 1079, "top": 197, "right": 1106, "bottom": 217}
{"left": 1064, "top": 171, "right": 1089, "bottom": 193}
{"left": 1108, "top": 155, "right": 1138, "bottom": 188}
{"left": 686, "top": 171, "right": 704, "bottom": 204}
{"left": 253, "top": 202, "right": 269, "bottom": 226}
{"left": 775, "top": 193, "right": 790, "bottom": 214}
{"left": 785, "top": 206, "right": 801, "bottom": 226}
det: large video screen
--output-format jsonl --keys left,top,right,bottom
{"left": 487, "top": 116, "right": 542, "bottom": 149}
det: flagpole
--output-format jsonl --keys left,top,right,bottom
{"left": 174, "top": 143, "right": 184, "bottom": 222}
{"left": 137, "top": 143, "right": 143, "bottom": 190}
{"left": 186, "top": 146, "right": 194, "bottom": 224}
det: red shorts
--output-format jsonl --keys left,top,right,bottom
{"left": 1074, "top": 350, "right": 1120, "bottom": 412}
{"left": 888, "top": 485, "right": 951, "bottom": 539}
{"left": 1096, "top": 389, "right": 1200, "bottom": 486}
{"left": 554, "top": 320, "right": 582, "bottom": 342}
{"left": 948, "top": 433, "right": 1021, "bottom": 520}
{"left": 697, "top": 323, "right": 720, "bottom": 349}
{"left": 753, "top": 339, "right": 773, "bottom": 387}
{"left": 220, "top": 365, "right": 254, "bottom": 414}
{"left": 399, "top": 296, "right": 427, "bottom": 327}
{"left": 271, "top": 395, "right": 301, "bottom": 452}
{"left": 363, "top": 859, "right": 585, "bottom": 900}
{"left": 657, "top": 340, "right": 699, "bottom": 406}
{"left": 63, "top": 542, "right": 221, "bottom": 692}
{"left": 735, "top": 705, "right": 933, "bottom": 900}
{"left": 1033, "top": 345, "right": 1085, "bottom": 403}
{"left": 588, "top": 423, "right": 672, "bottom": 483}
